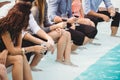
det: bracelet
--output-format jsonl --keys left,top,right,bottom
{"left": 21, "top": 48, "right": 25, "bottom": 55}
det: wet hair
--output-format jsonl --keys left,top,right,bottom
{"left": 0, "top": 1, "right": 32, "bottom": 40}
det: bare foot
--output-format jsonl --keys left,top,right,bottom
{"left": 31, "top": 67, "right": 42, "bottom": 71}
{"left": 111, "top": 35, "right": 120, "bottom": 38}
{"left": 71, "top": 51, "right": 78, "bottom": 55}
{"left": 55, "top": 59, "right": 64, "bottom": 64}
{"left": 63, "top": 61, "right": 78, "bottom": 67}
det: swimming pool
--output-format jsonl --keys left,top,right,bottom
{"left": 75, "top": 44, "right": 120, "bottom": 80}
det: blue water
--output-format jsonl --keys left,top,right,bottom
{"left": 75, "top": 44, "right": 120, "bottom": 80}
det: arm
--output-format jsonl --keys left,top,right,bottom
{"left": 103, "top": 0, "right": 113, "bottom": 9}
{"left": 84, "top": 0, "right": 103, "bottom": 17}
{"left": 29, "top": 13, "right": 55, "bottom": 45}
{"left": 23, "top": 32, "right": 45, "bottom": 44}
{"left": 103, "top": 0, "right": 115, "bottom": 17}
{"left": 84, "top": 0, "right": 109, "bottom": 21}
{"left": 2, "top": 31, "right": 46, "bottom": 55}
{"left": 36, "top": 29, "right": 54, "bottom": 45}
{"left": 1, "top": 31, "right": 23, "bottom": 55}
{"left": 84, "top": 0, "right": 102, "bottom": 18}
{"left": 16, "top": 32, "right": 22, "bottom": 48}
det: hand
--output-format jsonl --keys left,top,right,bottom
{"left": 44, "top": 42, "right": 55, "bottom": 54}
{"left": 70, "top": 23, "right": 76, "bottom": 30}
{"left": 34, "top": 45, "right": 47, "bottom": 54}
{"left": 108, "top": 7, "right": 116, "bottom": 17}
{"left": 67, "top": 17, "right": 76, "bottom": 24}
{"left": 54, "top": 16, "right": 62, "bottom": 23}
{"left": 100, "top": 14, "right": 110, "bottom": 22}
{"left": 54, "top": 22, "right": 67, "bottom": 29}
{"left": 110, "top": 10, "right": 116, "bottom": 17}
{"left": 0, "top": 50, "right": 8, "bottom": 65}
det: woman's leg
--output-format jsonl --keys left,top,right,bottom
{"left": 22, "top": 39, "right": 44, "bottom": 71}
{"left": 22, "top": 55, "right": 32, "bottom": 80}
{"left": 6, "top": 55, "right": 23, "bottom": 80}
{"left": 67, "top": 28, "right": 88, "bottom": 51}
{"left": 30, "top": 53, "right": 43, "bottom": 71}
{"left": 48, "top": 30, "right": 66, "bottom": 62}
{"left": 62, "top": 31, "right": 71, "bottom": 63}
{"left": 0, "top": 64, "right": 8, "bottom": 80}
{"left": 0, "top": 50, "right": 8, "bottom": 80}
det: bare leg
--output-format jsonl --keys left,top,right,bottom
{"left": 6, "top": 55, "right": 23, "bottom": 80}
{"left": 22, "top": 55, "right": 32, "bottom": 80}
{"left": 63, "top": 31, "right": 71, "bottom": 62}
{"left": 83, "top": 36, "right": 90, "bottom": 45}
{"left": 48, "top": 30, "right": 67, "bottom": 62}
{"left": 30, "top": 53, "right": 43, "bottom": 71}
{"left": 71, "top": 44, "right": 79, "bottom": 51}
{"left": 0, "top": 50, "right": 8, "bottom": 80}
{"left": 111, "top": 26, "right": 118, "bottom": 36}
{"left": 0, "top": 64, "right": 8, "bottom": 80}
{"left": 63, "top": 32, "right": 78, "bottom": 67}
{"left": 56, "top": 32, "right": 67, "bottom": 62}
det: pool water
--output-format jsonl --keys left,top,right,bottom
{"left": 75, "top": 44, "right": 120, "bottom": 80}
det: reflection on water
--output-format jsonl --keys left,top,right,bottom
{"left": 75, "top": 44, "right": 120, "bottom": 80}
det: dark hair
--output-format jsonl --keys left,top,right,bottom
{"left": 16, "top": 0, "right": 34, "bottom": 3}
{"left": 0, "top": 2, "right": 31, "bottom": 40}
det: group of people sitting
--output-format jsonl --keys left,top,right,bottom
{"left": 0, "top": 0, "right": 120, "bottom": 80}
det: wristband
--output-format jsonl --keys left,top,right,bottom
{"left": 21, "top": 48, "right": 26, "bottom": 55}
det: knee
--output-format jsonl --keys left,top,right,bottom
{"left": 62, "top": 31, "right": 71, "bottom": 39}
{"left": 87, "top": 27, "right": 98, "bottom": 38}
{"left": 13, "top": 55, "right": 23, "bottom": 65}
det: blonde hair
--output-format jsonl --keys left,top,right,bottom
{"left": 34, "top": 0, "right": 46, "bottom": 25}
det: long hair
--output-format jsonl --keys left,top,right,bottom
{"left": 34, "top": 0, "right": 46, "bottom": 25}
{"left": 0, "top": 2, "right": 31, "bottom": 40}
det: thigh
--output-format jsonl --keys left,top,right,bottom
{"left": 98, "top": 11, "right": 111, "bottom": 18}
{"left": 48, "top": 30, "right": 61, "bottom": 41}
{"left": 85, "top": 15, "right": 99, "bottom": 26}
{"left": 67, "top": 28, "right": 85, "bottom": 45}
{"left": 6, "top": 55, "right": 22, "bottom": 67}
{"left": 76, "top": 24, "right": 96, "bottom": 34}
